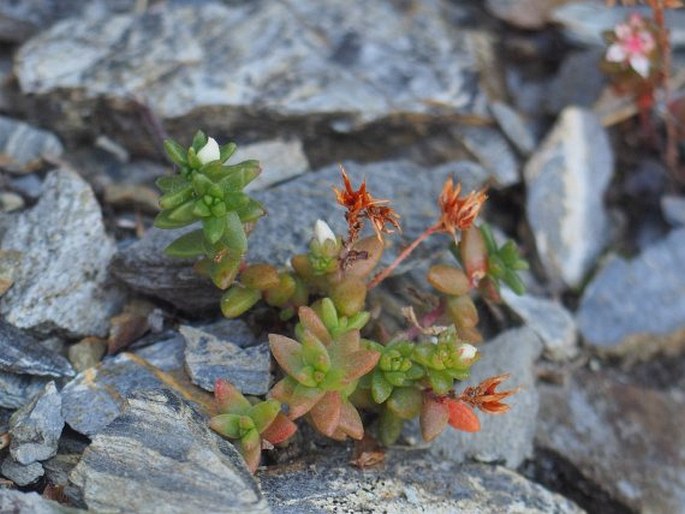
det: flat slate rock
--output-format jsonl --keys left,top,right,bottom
{"left": 67, "top": 389, "right": 269, "bottom": 514}
{"left": 662, "top": 195, "right": 685, "bottom": 227}
{"left": 0, "top": 116, "right": 63, "bottom": 172}
{"left": 0, "top": 489, "right": 82, "bottom": 514}
{"left": 485, "top": 0, "right": 576, "bottom": 30}
{"left": 576, "top": 228, "right": 685, "bottom": 350}
{"left": 261, "top": 447, "right": 583, "bottom": 513}
{"left": 0, "top": 370, "right": 52, "bottom": 409}
{"left": 181, "top": 323, "right": 271, "bottom": 395}
{"left": 1, "top": 456, "right": 44, "bottom": 486}
{"left": 0, "top": 169, "right": 123, "bottom": 338}
{"left": 0, "top": 320, "right": 74, "bottom": 378}
{"left": 422, "top": 327, "right": 543, "bottom": 468}
{"left": 537, "top": 368, "right": 685, "bottom": 514}
{"left": 524, "top": 107, "right": 613, "bottom": 289}
{"left": 9, "top": 381, "right": 64, "bottom": 465}
{"left": 14, "top": 0, "right": 486, "bottom": 157}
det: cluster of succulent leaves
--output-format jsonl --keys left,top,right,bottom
{"left": 155, "top": 131, "right": 264, "bottom": 289}
{"left": 156, "top": 133, "right": 528, "bottom": 473}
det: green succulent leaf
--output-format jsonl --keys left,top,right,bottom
{"left": 163, "top": 139, "right": 188, "bottom": 166}
{"left": 249, "top": 399, "right": 281, "bottom": 434}
{"left": 387, "top": 387, "right": 422, "bottom": 420}
{"left": 156, "top": 175, "right": 189, "bottom": 194}
{"left": 427, "top": 369, "right": 453, "bottom": 395}
{"left": 203, "top": 216, "right": 227, "bottom": 244}
{"left": 209, "top": 413, "right": 243, "bottom": 439}
{"left": 219, "top": 161, "right": 261, "bottom": 191}
{"left": 378, "top": 408, "right": 403, "bottom": 446}
{"left": 220, "top": 142, "right": 237, "bottom": 162}
{"left": 236, "top": 198, "right": 265, "bottom": 223}
{"left": 159, "top": 183, "right": 194, "bottom": 210}
{"left": 153, "top": 207, "right": 196, "bottom": 229}
{"left": 371, "top": 371, "right": 393, "bottom": 404}
{"left": 220, "top": 286, "right": 261, "bottom": 318}
{"left": 222, "top": 211, "right": 247, "bottom": 252}
{"left": 191, "top": 130, "right": 208, "bottom": 152}
{"left": 164, "top": 230, "right": 206, "bottom": 258}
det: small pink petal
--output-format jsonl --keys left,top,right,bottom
{"left": 606, "top": 44, "right": 627, "bottom": 63}
{"left": 630, "top": 54, "right": 650, "bottom": 77}
{"left": 615, "top": 23, "right": 631, "bottom": 40}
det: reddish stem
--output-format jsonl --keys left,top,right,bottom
{"left": 404, "top": 299, "right": 447, "bottom": 340}
{"left": 367, "top": 225, "right": 440, "bottom": 290}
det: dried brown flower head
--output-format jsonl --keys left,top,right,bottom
{"left": 436, "top": 178, "right": 487, "bottom": 237}
{"left": 333, "top": 165, "right": 400, "bottom": 243}
{"left": 459, "top": 373, "right": 519, "bottom": 414}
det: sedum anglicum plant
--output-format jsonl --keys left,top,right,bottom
{"left": 156, "top": 132, "right": 526, "bottom": 473}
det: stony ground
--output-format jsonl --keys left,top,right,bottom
{"left": 0, "top": 1, "right": 684, "bottom": 513}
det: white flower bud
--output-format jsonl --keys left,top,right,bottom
{"left": 197, "top": 137, "right": 221, "bottom": 165}
{"left": 313, "top": 219, "right": 336, "bottom": 245}
{"left": 458, "top": 343, "right": 477, "bottom": 361}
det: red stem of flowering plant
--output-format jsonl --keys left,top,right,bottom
{"left": 367, "top": 224, "right": 441, "bottom": 290}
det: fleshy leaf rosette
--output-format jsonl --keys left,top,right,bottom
{"left": 269, "top": 301, "right": 380, "bottom": 440}
{"left": 209, "top": 379, "right": 296, "bottom": 473}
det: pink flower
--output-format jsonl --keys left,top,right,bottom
{"left": 605, "top": 13, "right": 656, "bottom": 78}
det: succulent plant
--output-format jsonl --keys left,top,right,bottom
{"left": 209, "top": 379, "right": 297, "bottom": 473}
{"left": 155, "top": 131, "right": 263, "bottom": 289}
{"left": 268, "top": 300, "right": 380, "bottom": 440}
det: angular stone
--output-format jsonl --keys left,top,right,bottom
{"left": 0, "top": 249, "right": 22, "bottom": 298}
{"left": 502, "top": 290, "right": 578, "bottom": 361}
{"left": 457, "top": 126, "right": 520, "bottom": 187}
{"left": 43, "top": 433, "right": 90, "bottom": 489}
{"left": 0, "top": 116, "right": 63, "bottom": 173}
{"left": 486, "top": 0, "right": 575, "bottom": 30}
{"left": 0, "top": 320, "right": 73, "bottom": 378}
{"left": 424, "top": 327, "right": 543, "bottom": 468}
{"left": 10, "top": 173, "right": 44, "bottom": 200}
{"left": 260, "top": 447, "right": 583, "bottom": 513}
{"left": 67, "top": 337, "right": 107, "bottom": 373}
{"left": 662, "top": 195, "right": 685, "bottom": 227}
{"left": 0, "top": 371, "right": 52, "bottom": 409}
{"left": 61, "top": 352, "right": 196, "bottom": 436}
{"left": 236, "top": 139, "right": 310, "bottom": 191}
{"left": 9, "top": 381, "right": 64, "bottom": 465}
{"left": 0, "top": 169, "right": 123, "bottom": 337}
{"left": 15, "top": 1, "right": 487, "bottom": 158}
{"left": 537, "top": 368, "right": 685, "bottom": 514}
{"left": 110, "top": 227, "right": 222, "bottom": 314}
{"left": 133, "top": 332, "right": 186, "bottom": 372}
{"left": 0, "top": 489, "right": 82, "bottom": 514}
{"left": 551, "top": 3, "right": 685, "bottom": 48}
{"left": 544, "top": 49, "right": 607, "bottom": 115}
{"left": 1, "top": 456, "right": 43, "bottom": 486}
{"left": 0, "top": 192, "right": 24, "bottom": 212}
{"left": 181, "top": 323, "right": 271, "bottom": 395}
{"left": 577, "top": 229, "right": 685, "bottom": 350}
{"left": 67, "top": 389, "right": 269, "bottom": 513}
{"left": 490, "top": 101, "right": 536, "bottom": 156}
{"left": 524, "top": 107, "right": 613, "bottom": 289}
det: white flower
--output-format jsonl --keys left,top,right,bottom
{"left": 197, "top": 137, "right": 221, "bottom": 165}
{"left": 313, "top": 219, "right": 336, "bottom": 245}
{"left": 605, "top": 13, "right": 656, "bottom": 78}
{"left": 458, "top": 343, "right": 478, "bottom": 361}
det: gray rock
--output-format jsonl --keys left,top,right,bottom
{"left": 486, "top": 0, "right": 576, "bottom": 30}
{"left": 537, "top": 368, "right": 685, "bottom": 514}
{"left": 0, "top": 370, "right": 52, "bottom": 409}
{"left": 10, "top": 174, "right": 44, "bottom": 200}
{"left": 456, "top": 126, "right": 520, "bottom": 187}
{"left": 544, "top": 49, "right": 606, "bottom": 115}
{"left": 662, "top": 195, "right": 685, "bottom": 227}
{"left": 577, "top": 229, "right": 685, "bottom": 350}
{"left": 67, "top": 337, "right": 107, "bottom": 373}
{"left": 110, "top": 227, "right": 222, "bottom": 314}
{"left": 181, "top": 323, "right": 271, "bottom": 395}
{"left": 490, "top": 101, "right": 536, "bottom": 156}
{"left": 9, "top": 381, "right": 64, "bottom": 465}
{"left": 0, "top": 320, "right": 74, "bottom": 378}
{"left": 61, "top": 352, "right": 180, "bottom": 436}
{"left": 260, "top": 447, "right": 583, "bottom": 513}
{"left": 424, "top": 327, "right": 543, "bottom": 468}
{"left": 67, "top": 389, "right": 269, "bottom": 513}
{"left": 0, "top": 249, "right": 22, "bottom": 298}
{"left": 552, "top": 2, "right": 685, "bottom": 48}
{"left": 502, "top": 290, "right": 578, "bottom": 361}
{"left": 1, "top": 456, "right": 44, "bottom": 486}
{"left": 524, "top": 107, "right": 613, "bottom": 289}
{"left": 236, "top": 139, "right": 310, "bottom": 191}
{"left": 0, "top": 169, "right": 123, "bottom": 338}
{"left": 0, "top": 489, "right": 82, "bottom": 514}
{"left": 43, "top": 433, "right": 90, "bottom": 488}
{"left": 0, "top": 116, "right": 63, "bottom": 173}
{"left": 0, "top": 192, "right": 24, "bottom": 212}
{"left": 133, "top": 332, "right": 186, "bottom": 372}
{"left": 15, "top": 0, "right": 487, "bottom": 158}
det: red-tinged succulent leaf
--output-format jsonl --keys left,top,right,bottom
{"left": 420, "top": 396, "right": 450, "bottom": 442}
{"left": 341, "top": 349, "right": 381, "bottom": 383}
{"left": 261, "top": 412, "right": 297, "bottom": 445}
{"left": 298, "top": 306, "right": 332, "bottom": 345}
{"left": 249, "top": 399, "right": 281, "bottom": 433}
{"left": 214, "top": 379, "right": 251, "bottom": 414}
{"left": 344, "top": 236, "right": 384, "bottom": 278}
{"left": 309, "top": 391, "right": 342, "bottom": 437}
{"left": 269, "top": 377, "right": 297, "bottom": 403}
{"left": 209, "top": 413, "right": 243, "bottom": 439}
{"left": 240, "top": 263, "right": 280, "bottom": 291}
{"left": 268, "top": 334, "right": 305, "bottom": 378}
{"left": 287, "top": 384, "right": 326, "bottom": 419}
{"left": 427, "top": 264, "right": 470, "bottom": 296}
{"left": 447, "top": 400, "right": 480, "bottom": 432}
{"left": 386, "top": 387, "right": 422, "bottom": 420}
{"left": 300, "top": 330, "right": 331, "bottom": 371}
{"left": 337, "top": 399, "right": 364, "bottom": 440}
{"left": 330, "top": 330, "right": 361, "bottom": 363}
{"left": 330, "top": 278, "right": 367, "bottom": 317}
{"left": 239, "top": 429, "right": 262, "bottom": 474}
{"left": 460, "top": 225, "right": 488, "bottom": 287}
